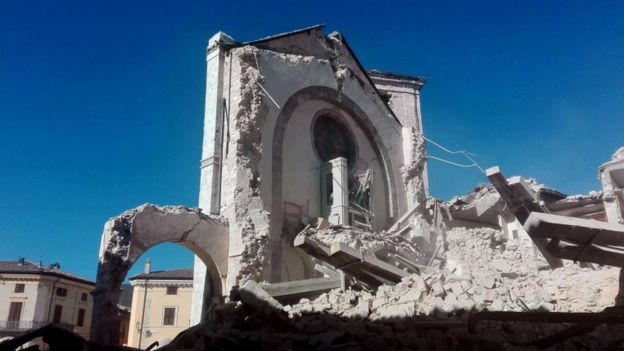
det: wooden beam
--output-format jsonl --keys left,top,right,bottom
{"left": 524, "top": 212, "right": 624, "bottom": 267}
{"left": 330, "top": 243, "right": 410, "bottom": 282}
{"left": 262, "top": 277, "right": 341, "bottom": 298}
{"left": 295, "top": 234, "right": 411, "bottom": 288}
{"left": 487, "top": 166, "right": 563, "bottom": 268}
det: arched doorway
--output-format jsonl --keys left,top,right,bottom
{"left": 90, "top": 204, "right": 228, "bottom": 344}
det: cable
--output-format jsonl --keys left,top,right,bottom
{"left": 427, "top": 155, "right": 480, "bottom": 168}
{"left": 424, "top": 136, "right": 486, "bottom": 174}
{"left": 253, "top": 51, "right": 281, "bottom": 109}
{"left": 256, "top": 82, "right": 281, "bottom": 109}
{"left": 423, "top": 136, "right": 476, "bottom": 156}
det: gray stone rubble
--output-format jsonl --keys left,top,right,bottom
{"left": 155, "top": 225, "right": 622, "bottom": 350}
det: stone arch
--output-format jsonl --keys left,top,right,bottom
{"left": 270, "top": 86, "right": 399, "bottom": 280}
{"left": 90, "top": 204, "right": 228, "bottom": 344}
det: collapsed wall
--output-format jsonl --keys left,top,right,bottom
{"left": 153, "top": 224, "right": 622, "bottom": 350}
{"left": 444, "top": 227, "right": 619, "bottom": 313}
{"left": 298, "top": 224, "right": 619, "bottom": 315}
{"left": 158, "top": 224, "right": 622, "bottom": 350}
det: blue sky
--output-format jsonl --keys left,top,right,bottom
{"left": 1, "top": 1, "right": 623, "bottom": 280}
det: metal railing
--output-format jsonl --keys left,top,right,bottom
{"left": 0, "top": 320, "right": 73, "bottom": 332}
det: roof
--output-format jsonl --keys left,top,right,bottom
{"left": 0, "top": 259, "right": 95, "bottom": 286}
{"left": 129, "top": 268, "right": 193, "bottom": 281}
{"left": 337, "top": 33, "right": 403, "bottom": 126}
{"left": 243, "top": 24, "right": 325, "bottom": 45}
{"left": 368, "top": 70, "right": 428, "bottom": 86}
{"left": 236, "top": 25, "right": 411, "bottom": 126}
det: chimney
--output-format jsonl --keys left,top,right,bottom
{"left": 144, "top": 258, "right": 151, "bottom": 274}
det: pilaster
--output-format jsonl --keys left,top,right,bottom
{"left": 192, "top": 31, "right": 235, "bottom": 326}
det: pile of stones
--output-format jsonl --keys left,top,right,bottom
{"left": 159, "top": 226, "right": 622, "bottom": 350}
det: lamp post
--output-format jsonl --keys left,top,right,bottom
{"left": 137, "top": 259, "right": 151, "bottom": 348}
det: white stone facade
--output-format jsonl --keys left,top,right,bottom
{"left": 192, "top": 26, "right": 429, "bottom": 322}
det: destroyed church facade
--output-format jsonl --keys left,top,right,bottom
{"left": 79, "top": 25, "right": 624, "bottom": 349}
{"left": 194, "top": 25, "right": 430, "bottom": 320}
{"left": 90, "top": 25, "right": 432, "bottom": 343}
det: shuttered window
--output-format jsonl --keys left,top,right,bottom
{"left": 8, "top": 302, "right": 22, "bottom": 322}
{"left": 53, "top": 305, "right": 63, "bottom": 323}
{"left": 163, "top": 307, "right": 176, "bottom": 326}
{"left": 77, "top": 308, "right": 85, "bottom": 327}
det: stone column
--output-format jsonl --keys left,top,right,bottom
{"left": 191, "top": 32, "right": 234, "bottom": 325}
{"left": 321, "top": 157, "right": 349, "bottom": 225}
{"left": 600, "top": 166, "right": 624, "bottom": 225}
{"left": 600, "top": 148, "right": 624, "bottom": 310}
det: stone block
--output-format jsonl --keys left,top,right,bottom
{"left": 431, "top": 281, "right": 445, "bottom": 297}
{"left": 480, "top": 277, "right": 496, "bottom": 289}
{"left": 372, "top": 297, "right": 387, "bottom": 310}
{"left": 374, "top": 301, "right": 417, "bottom": 319}
{"left": 398, "top": 289, "right": 424, "bottom": 303}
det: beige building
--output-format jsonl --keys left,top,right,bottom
{"left": 0, "top": 258, "right": 94, "bottom": 340}
{"left": 127, "top": 261, "right": 193, "bottom": 349}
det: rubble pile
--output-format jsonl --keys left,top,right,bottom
{"left": 5, "top": 225, "right": 622, "bottom": 350}
{"left": 446, "top": 178, "right": 545, "bottom": 211}
{"left": 157, "top": 225, "right": 623, "bottom": 350}
{"left": 158, "top": 278, "right": 619, "bottom": 351}
{"left": 444, "top": 227, "right": 620, "bottom": 312}
{"left": 160, "top": 281, "right": 500, "bottom": 351}
{"left": 287, "top": 272, "right": 502, "bottom": 320}
{"left": 305, "top": 226, "right": 387, "bottom": 252}
{"left": 300, "top": 223, "right": 619, "bottom": 314}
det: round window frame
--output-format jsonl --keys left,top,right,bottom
{"left": 310, "top": 108, "right": 359, "bottom": 169}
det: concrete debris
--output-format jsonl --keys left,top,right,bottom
{"left": 296, "top": 220, "right": 620, "bottom": 310}
{"left": 297, "top": 225, "right": 424, "bottom": 268}
{"left": 446, "top": 177, "right": 561, "bottom": 212}
{"left": 300, "top": 226, "right": 387, "bottom": 253}
{"left": 443, "top": 227, "right": 620, "bottom": 312}
{"left": 288, "top": 235, "right": 618, "bottom": 319}
{"left": 156, "top": 263, "right": 623, "bottom": 351}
